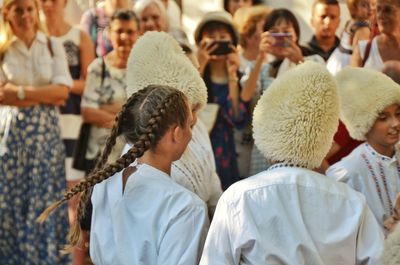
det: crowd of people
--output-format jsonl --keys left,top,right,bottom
{"left": 1, "top": 0, "right": 400, "bottom": 264}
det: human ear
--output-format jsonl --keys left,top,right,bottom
{"left": 2, "top": 10, "right": 8, "bottom": 21}
{"left": 172, "top": 125, "right": 184, "bottom": 143}
{"left": 310, "top": 17, "right": 315, "bottom": 28}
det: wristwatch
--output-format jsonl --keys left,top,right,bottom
{"left": 17, "top": 86, "right": 25, "bottom": 100}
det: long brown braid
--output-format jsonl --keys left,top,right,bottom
{"left": 37, "top": 85, "right": 189, "bottom": 250}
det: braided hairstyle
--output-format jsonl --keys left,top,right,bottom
{"left": 37, "top": 85, "right": 189, "bottom": 250}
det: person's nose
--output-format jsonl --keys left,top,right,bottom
{"left": 323, "top": 16, "right": 332, "bottom": 26}
{"left": 391, "top": 116, "right": 400, "bottom": 128}
{"left": 120, "top": 32, "right": 128, "bottom": 40}
{"left": 144, "top": 19, "right": 155, "bottom": 30}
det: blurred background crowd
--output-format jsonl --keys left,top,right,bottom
{"left": 1, "top": 0, "right": 400, "bottom": 264}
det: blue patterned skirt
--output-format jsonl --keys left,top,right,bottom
{"left": 0, "top": 105, "right": 70, "bottom": 264}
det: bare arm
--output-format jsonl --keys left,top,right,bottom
{"left": 99, "top": 102, "right": 123, "bottom": 115}
{"left": 71, "top": 30, "right": 96, "bottom": 96}
{"left": 241, "top": 53, "right": 265, "bottom": 102}
{"left": 383, "top": 60, "right": 400, "bottom": 83}
{"left": 81, "top": 107, "right": 116, "bottom": 129}
{"left": 351, "top": 42, "right": 364, "bottom": 67}
{"left": 0, "top": 82, "right": 68, "bottom": 107}
{"left": 241, "top": 32, "right": 275, "bottom": 102}
{"left": 226, "top": 47, "right": 241, "bottom": 118}
{"left": 352, "top": 27, "right": 370, "bottom": 48}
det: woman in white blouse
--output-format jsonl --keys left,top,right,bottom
{"left": 0, "top": 0, "right": 72, "bottom": 264}
{"left": 351, "top": 0, "right": 400, "bottom": 71}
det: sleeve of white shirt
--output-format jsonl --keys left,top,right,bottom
{"left": 196, "top": 120, "right": 222, "bottom": 214}
{"left": 49, "top": 37, "right": 73, "bottom": 87}
{"left": 157, "top": 204, "right": 209, "bottom": 265}
{"left": 208, "top": 170, "right": 223, "bottom": 215}
{"left": 200, "top": 197, "right": 239, "bottom": 265}
{"left": 326, "top": 165, "right": 361, "bottom": 191}
{"left": 356, "top": 199, "right": 384, "bottom": 264}
{"left": 326, "top": 165, "right": 350, "bottom": 182}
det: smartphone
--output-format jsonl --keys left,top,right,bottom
{"left": 270, "top": 33, "right": 292, "bottom": 47}
{"left": 210, "top": 40, "right": 233, "bottom": 55}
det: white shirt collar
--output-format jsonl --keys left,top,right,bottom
{"left": 364, "top": 143, "right": 399, "bottom": 165}
{"left": 11, "top": 31, "right": 47, "bottom": 45}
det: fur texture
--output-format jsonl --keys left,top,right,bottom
{"left": 252, "top": 61, "right": 339, "bottom": 169}
{"left": 126, "top": 31, "right": 207, "bottom": 108}
{"left": 382, "top": 224, "right": 400, "bottom": 265}
{"left": 335, "top": 67, "right": 400, "bottom": 141}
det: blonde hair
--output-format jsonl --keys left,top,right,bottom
{"left": 233, "top": 5, "right": 271, "bottom": 48}
{"left": 378, "top": 0, "right": 400, "bottom": 7}
{"left": 0, "top": 0, "right": 47, "bottom": 55}
{"left": 346, "top": 0, "right": 364, "bottom": 18}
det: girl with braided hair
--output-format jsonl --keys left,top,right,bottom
{"left": 38, "top": 85, "right": 209, "bottom": 264}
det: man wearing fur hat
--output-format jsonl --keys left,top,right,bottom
{"left": 327, "top": 67, "right": 400, "bottom": 231}
{"left": 200, "top": 62, "right": 383, "bottom": 264}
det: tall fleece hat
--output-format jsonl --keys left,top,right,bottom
{"left": 336, "top": 67, "right": 400, "bottom": 141}
{"left": 126, "top": 31, "right": 207, "bottom": 108}
{"left": 252, "top": 61, "right": 339, "bottom": 169}
{"left": 382, "top": 223, "right": 400, "bottom": 265}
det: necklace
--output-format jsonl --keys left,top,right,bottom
{"left": 361, "top": 150, "right": 399, "bottom": 216}
{"left": 267, "top": 163, "right": 302, "bottom": 171}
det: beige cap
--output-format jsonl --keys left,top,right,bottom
{"left": 194, "top": 11, "right": 239, "bottom": 45}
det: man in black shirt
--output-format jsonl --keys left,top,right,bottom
{"left": 302, "top": 0, "right": 341, "bottom": 62}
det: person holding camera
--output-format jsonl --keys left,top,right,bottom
{"left": 241, "top": 8, "right": 324, "bottom": 175}
{"left": 195, "top": 11, "right": 251, "bottom": 190}
{"left": 232, "top": 5, "right": 271, "bottom": 178}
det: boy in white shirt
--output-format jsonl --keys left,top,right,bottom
{"left": 327, "top": 67, "right": 400, "bottom": 230}
{"left": 200, "top": 62, "right": 383, "bottom": 265}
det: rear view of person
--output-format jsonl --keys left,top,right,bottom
{"left": 38, "top": 85, "right": 209, "bottom": 265}
{"left": 200, "top": 62, "right": 383, "bottom": 265}
{"left": 125, "top": 31, "right": 222, "bottom": 217}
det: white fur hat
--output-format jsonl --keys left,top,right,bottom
{"left": 336, "top": 67, "right": 400, "bottom": 141}
{"left": 382, "top": 224, "right": 400, "bottom": 265}
{"left": 252, "top": 61, "right": 339, "bottom": 169}
{"left": 126, "top": 31, "right": 207, "bottom": 108}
